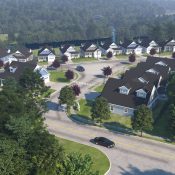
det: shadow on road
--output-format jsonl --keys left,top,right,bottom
{"left": 94, "top": 74, "right": 105, "bottom": 78}
{"left": 119, "top": 165, "right": 175, "bottom": 175}
{"left": 46, "top": 101, "right": 58, "bottom": 111}
{"left": 85, "top": 92, "right": 100, "bottom": 100}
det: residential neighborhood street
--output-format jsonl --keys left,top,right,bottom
{"left": 44, "top": 93, "right": 175, "bottom": 175}
{"left": 45, "top": 58, "right": 175, "bottom": 175}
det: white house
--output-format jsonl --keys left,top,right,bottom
{"left": 125, "top": 41, "right": 145, "bottom": 55}
{"left": 38, "top": 47, "right": 56, "bottom": 63}
{"left": 145, "top": 40, "right": 161, "bottom": 54}
{"left": 80, "top": 43, "right": 102, "bottom": 58}
{"left": 100, "top": 42, "right": 123, "bottom": 56}
{"left": 164, "top": 39, "right": 175, "bottom": 52}
{"left": 60, "top": 45, "right": 80, "bottom": 60}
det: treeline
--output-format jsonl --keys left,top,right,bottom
{"left": 0, "top": 70, "right": 99, "bottom": 175}
{"left": 0, "top": 0, "right": 175, "bottom": 45}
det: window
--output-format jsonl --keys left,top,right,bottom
{"left": 110, "top": 105, "right": 113, "bottom": 111}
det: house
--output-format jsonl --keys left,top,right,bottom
{"left": 101, "top": 56, "right": 175, "bottom": 116}
{"left": 139, "top": 39, "right": 161, "bottom": 54}
{"left": 12, "top": 48, "right": 33, "bottom": 62}
{"left": 121, "top": 41, "right": 145, "bottom": 55}
{"left": 38, "top": 47, "right": 55, "bottom": 63}
{"left": 0, "top": 48, "right": 17, "bottom": 64}
{"left": 0, "top": 60, "right": 50, "bottom": 85}
{"left": 80, "top": 43, "right": 102, "bottom": 58}
{"left": 60, "top": 45, "right": 80, "bottom": 60}
{"left": 99, "top": 42, "right": 124, "bottom": 56}
{"left": 164, "top": 39, "right": 175, "bottom": 52}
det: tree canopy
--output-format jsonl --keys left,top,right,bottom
{"left": 132, "top": 105, "right": 153, "bottom": 136}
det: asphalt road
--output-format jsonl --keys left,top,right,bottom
{"left": 45, "top": 58, "right": 175, "bottom": 175}
{"left": 44, "top": 105, "right": 175, "bottom": 175}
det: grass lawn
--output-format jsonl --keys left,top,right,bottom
{"left": 38, "top": 61, "right": 49, "bottom": 66}
{"left": 158, "top": 52, "right": 172, "bottom": 57}
{"left": 0, "top": 34, "right": 8, "bottom": 41}
{"left": 58, "top": 138, "right": 110, "bottom": 175}
{"left": 72, "top": 57, "right": 98, "bottom": 63}
{"left": 77, "top": 99, "right": 131, "bottom": 129}
{"left": 32, "top": 49, "right": 39, "bottom": 56}
{"left": 42, "top": 89, "right": 56, "bottom": 98}
{"left": 148, "top": 102, "right": 171, "bottom": 138}
{"left": 94, "top": 84, "right": 105, "bottom": 93}
{"left": 49, "top": 70, "right": 70, "bottom": 83}
{"left": 115, "top": 54, "right": 128, "bottom": 59}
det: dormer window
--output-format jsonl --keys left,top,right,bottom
{"left": 155, "top": 61, "right": 167, "bottom": 67}
{"left": 119, "top": 86, "right": 130, "bottom": 95}
{"left": 138, "top": 77, "right": 149, "bottom": 84}
{"left": 9, "top": 66, "right": 17, "bottom": 73}
{"left": 146, "top": 68, "right": 159, "bottom": 75}
{"left": 136, "top": 89, "right": 147, "bottom": 98}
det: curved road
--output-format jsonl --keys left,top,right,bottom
{"left": 45, "top": 58, "right": 175, "bottom": 175}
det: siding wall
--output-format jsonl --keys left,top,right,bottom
{"left": 110, "top": 103, "right": 134, "bottom": 116}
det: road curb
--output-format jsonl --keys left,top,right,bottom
{"left": 104, "top": 154, "right": 111, "bottom": 175}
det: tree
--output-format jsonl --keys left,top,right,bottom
{"left": 59, "top": 86, "right": 76, "bottom": 108}
{"left": 172, "top": 52, "right": 175, "bottom": 59}
{"left": 106, "top": 51, "right": 113, "bottom": 59}
{"left": 149, "top": 48, "right": 156, "bottom": 55}
{"left": 132, "top": 105, "right": 153, "bottom": 137}
{"left": 52, "top": 59, "right": 60, "bottom": 68}
{"left": 72, "top": 84, "right": 81, "bottom": 96}
{"left": 102, "top": 66, "right": 112, "bottom": 77}
{"left": 169, "top": 104, "right": 175, "bottom": 140}
{"left": 62, "top": 55, "right": 68, "bottom": 63}
{"left": 27, "top": 132, "right": 64, "bottom": 175}
{"left": 129, "top": 53, "right": 136, "bottom": 63}
{"left": 91, "top": 97, "right": 111, "bottom": 123}
{"left": 0, "top": 137, "right": 29, "bottom": 175}
{"left": 59, "top": 153, "right": 99, "bottom": 175}
{"left": 65, "top": 70, "right": 74, "bottom": 80}
{"left": 19, "top": 69, "right": 45, "bottom": 97}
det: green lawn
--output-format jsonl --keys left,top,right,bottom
{"left": 149, "top": 102, "right": 171, "bottom": 138}
{"left": 32, "top": 49, "right": 39, "bottom": 56}
{"left": 58, "top": 138, "right": 110, "bottom": 175}
{"left": 49, "top": 70, "right": 70, "bottom": 83}
{"left": 115, "top": 54, "right": 128, "bottom": 59}
{"left": 38, "top": 61, "right": 49, "bottom": 66}
{"left": 72, "top": 57, "right": 98, "bottom": 63}
{"left": 94, "top": 84, "right": 105, "bottom": 93}
{"left": 0, "top": 34, "right": 8, "bottom": 41}
{"left": 158, "top": 52, "right": 172, "bottom": 57}
{"left": 77, "top": 99, "right": 131, "bottom": 129}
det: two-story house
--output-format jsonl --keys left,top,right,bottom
{"left": 80, "top": 43, "right": 102, "bottom": 59}
{"left": 38, "top": 47, "right": 55, "bottom": 63}
{"left": 0, "top": 60, "right": 50, "bottom": 85}
{"left": 101, "top": 56, "right": 175, "bottom": 116}
{"left": 60, "top": 45, "right": 80, "bottom": 60}
{"left": 100, "top": 42, "right": 124, "bottom": 56}
{"left": 164, "top": 39, "right": 175, "bottom": 52}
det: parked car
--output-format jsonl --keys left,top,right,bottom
{"left": 91, "top": 137, "right": 115, "bottom": 148}
{"left": 76, "top": 65, "right": 85, "bottom": 72}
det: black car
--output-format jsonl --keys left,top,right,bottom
{"left": 92, "top": 137, "right": 115, "bottom": 148}
{"left": 76, "top": 65, "right": 85, "bottom": 72}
